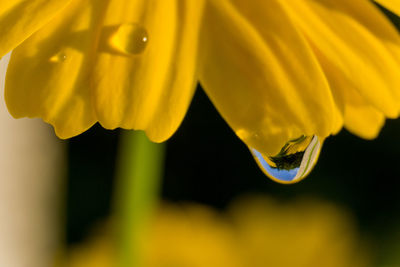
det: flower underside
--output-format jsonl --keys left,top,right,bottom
{"left": 1, "top": 0, "right": 400, "bottom": 182}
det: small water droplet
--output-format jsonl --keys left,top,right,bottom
{"left": 49, "top": 53, "right": 67, "bottom": 63}
{"left": 251, "top": 135, "right": 322, "bottom": 184}
{"left": 110, "top": 24, "right": 148, "bottom": 55}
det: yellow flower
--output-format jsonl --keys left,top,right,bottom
{"left": 1, "top": 0, "right": 400, "bottom": 181}
{"left": 60, "top": 198, "right": 371, "bottom": 267}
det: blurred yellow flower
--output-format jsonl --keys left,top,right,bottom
{"left": 60, "top": 197, "right": 371, "bottom": 267}
{"left": 1, "top": 0, "right": 400, "bottom": 181}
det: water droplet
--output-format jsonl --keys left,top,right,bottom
{"left": 49, "top": 53, "right": 67, "bottom": 63}
{"left": 251, "top": 135, "right": 322, "bottom": 184}
{"left": 110, "top": 24, "right": 148, "bottom": 55}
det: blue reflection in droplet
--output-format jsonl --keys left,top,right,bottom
{"left": 251, "top": 135, "right": 321, "bottom": 183}
{"left": 252, "top": 149, "right": 299, "bottom": 182}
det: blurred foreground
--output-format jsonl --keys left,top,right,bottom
{"left": 60, "top": 197, "right": 369, "bottom": 267}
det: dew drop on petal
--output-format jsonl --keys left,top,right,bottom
{"left": 251, "top": 135, "right": 322, "bottom": 184}
{"left": 110, "top": 24, "right": 149, "bottom": 55}
{"left": 49, "top": 53, "right": 67, "bottom": 63}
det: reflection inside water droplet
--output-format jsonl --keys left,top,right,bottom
{"left": 110, "top": 24, "right": 148, "bottom": 55}
{"left": 251, "top": 135, "right": 322, "bottom": 183}
{"left": 49, "top": 53, "right": 67, "bottom": 63}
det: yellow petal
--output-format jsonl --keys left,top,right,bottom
{"left": 93, "top": 0, "right": 204, "bottom": 142}
{"left": 0, "top": 0, "right": 71, "bottom": 57}
{"left": 5, "top": 0, "right": 102, "bottom": 138}
{"left": 199, "top": 0, "right": 340, "bottom": 156}
{"left": 375, "top": 0, "right": 400, "bottom": 16}
{"left": 280, "top": 0, "right": 400, "bottom": 118}
{"left": 344, "top": 99, "right": 385, "bottom": 140}
{"left": 6, "top": 0, "right": 204, "bottom": 140}
{"left": 315, "top": 51, "right": 385, "bottom": 139}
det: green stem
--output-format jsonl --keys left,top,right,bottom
{"left": 114, "top": 130, "right": 165, "bottom": 267}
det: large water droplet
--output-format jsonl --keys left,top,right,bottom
{"left": 49, "top": 53, "right": 67, "bottom": 63}
{"left": 110, "top": 24, "right": 148, "bottom": 55}
{"left": 251, "top": 135, "right": 322, "bottom": 184}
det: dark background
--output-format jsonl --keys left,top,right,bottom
{"left": 66, "top": 86, "right": 400, "bottom": 264}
